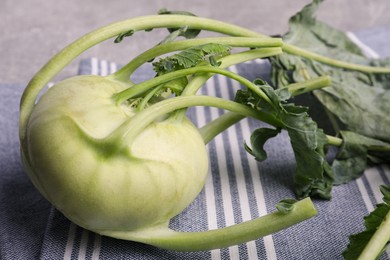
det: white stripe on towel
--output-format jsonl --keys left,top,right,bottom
{"left": 63, "top": 223, "right": 77, "bottom": 260}
{"left": 77, "top": 229, "right": 89, "bottom": 260}
{"left": 195, "top": 100, "right": 221, "bottom": 260}
{"left": 207, "top": 76, "right": 240, "bottom": 259}
{"left": 229, "top": 65, "right": 277, "bottom": 260}
{"left": 90, "top": 57, "right": 99, "bottom": 75}
{"left": 346, "top": 31, "right": 380, "bottom": 59}
{"left": 217, "top": 73, "right": 259, "bottom": 259}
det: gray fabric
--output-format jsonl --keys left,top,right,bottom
{"left": 0, "top": 84, "right": 51, "bottom": 259}
{"left": 353, "top": 24, "right": 390, "bottom": 57}
{"left": 1, "top": 28, "right": 390, "bottom": 259}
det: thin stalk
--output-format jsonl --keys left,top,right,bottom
{"left": 110, "top": 37, "right": 283, "bottom": 81}
{"left": 136, "top": 84, "right": 165, "bottom": 111}
{"left": 99, "top": 197, "right": 317, "bottom": 252}
{"left": 284, "top": 75, "right": 332, "bottom": 96}
{"left": 282, "top": 43, "right": 390, "bottom": 74}
{"left": 113, "top": 65, "right": 272, "bottom": 106}
{"left": 200, "top": 113, "right": 245, "bottom": 144}
{"left": 327, "top": 133, "right": 390, "bottom": 152}
{"left": 326, "top": 135, "right": 343, "bottom": 147}
{"left": 181, "top": 48, "right": 282, "bottom": 96}
{"left": 357, "top": 210, "right": 390, "bottom": 260}
{"left": 105, "top": 95, "right": 282, "bottom": 151}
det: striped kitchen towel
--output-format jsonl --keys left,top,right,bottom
{"left": 0, "top": 27, "right": 389, "bottom": 260}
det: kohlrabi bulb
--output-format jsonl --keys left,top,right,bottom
{"left": 22, "top": 75, "right": 209, "bottom": 233}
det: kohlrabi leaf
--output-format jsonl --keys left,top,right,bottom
{"left": 157, "top": 26, "right": 193, "bottom": 45}
{"left": 276, "top": 199, "right": 298, "bottom": 214}
{"left": 244, "top": 127, "right": 281, "bottom": 162}
{"left": 332, "top": 131, "right": 390, "bottom": 185}
{"left": 282, "top": 105, "right": 333, "bottom": 200}
{"left": 269, "top": 0, "right": 390, "bottom": 143}
{"left": 158, "top": 9, "right": 201, "bottom": 39}
{"left": 236, "top": 79, "right": 333, "bottom": 199}
{"left": 151, "top": 43, "right": 231, "bottom": 97}
{"left": 153, "top": 43, "right": 231, "bottom": 74}
{"left": 114, "top": 30, "right": 135, "bottom": 43}
{"left": 343, "top": 185, "right": 390, "bottom": 260}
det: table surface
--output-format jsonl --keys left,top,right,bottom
{"left": 2, "top": 0, "right": 390, "bottom": 85}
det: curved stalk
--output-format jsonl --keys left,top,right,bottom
{"left": 282, "top": 44, "right": 390, "bottom": 74}
{"left": 99, "top": 197, "right": 317, "bottom": 252}
{"left": 284, "top": 75, "right": 332, "bottom": 96}
{"left": 200, "top": 113, "right": 245, "bottom": 144}
{"left": 110, "top": 37, "right": 282, "bottom": 81}
{"left": 136, "top": 85, "right": 165, "bottom": 112}
{"left": 113, "top": 65, "right": 272, "bottom": 106}
{"left": 105, "top": 95, "right": 282, "bottom": 151}
{"left": 326, "top": 135, "right": 390, "bottom": 152}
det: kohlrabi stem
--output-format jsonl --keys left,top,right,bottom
{"left": 113, "top": 65, "right": 272, "bottom": 106}
{"left": 200, "top": 113, "right": 245, "bottom": 144}
{"left": 110, "top": 37, "right": 283, "bottom": 81}
{"left": 98, "top": 197, "right": 317, "bottom": 251}
{"left": 326, "top": 134, "right": 390, "bottom": 152}
{"left": 284, "top": 75, "right": 332, "bottom": 96}
{"left": 106, "top": 95, "right": 282, "bottom": 151}
{"left": 357, "top": 210, "right": 390, "bottom": 260}
{"left": 282, "top": 44, "right": 390, "bottom": 74}
{"left": 326, "top": 135, "right": 343, "bottom": 147}
{"left": 181, "top": 48, "right": 282, "bottom": 96}
{"left": 136, "top": 84, "right": 165, "bottom": 111}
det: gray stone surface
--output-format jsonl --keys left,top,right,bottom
{"left": 2, "top": 0, "right": 390, "bottom": 85}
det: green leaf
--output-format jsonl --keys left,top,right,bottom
{"left": 332, "top": 131, "right": 390, "bottom": 185}
{"left": 114, "top": 29, "right": 135, "bottom": 43}
{"left": 283, "top": 109, "right": 333, "bottom": 199}
{"left": 236, "top": 79, "right": 333, "bottom": 199}
{"left": 343, "top": 184, "right": 390, "bottom": 260}
{"left": 382, "top": 185, "right": 390, "bottom": 204}
{"left": 244, "top": 127, "right": 280, "bottom": 162}
{"left": 158, "top": 9, "right": 201, "bottom": 39}
{"left": 269, "top": 0, "right": 390, "bottom": 143}
{"left": 157, "top": 26, "right": 191, "bottom": 45}
{"left": 151, "top": 43, "right": 230, "bottom": 97}
{"left": 153, "top": 43, "right": 231, "bottom": 74}
{"left": 276, "top": 199, "right": 298, "bottom": 214}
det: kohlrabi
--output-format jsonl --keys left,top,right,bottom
{"left": 19, "top": 14, "right": 319, "bottom": 251}
{"left": 19, "top": 8, "right": 389, "bottom": 253}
